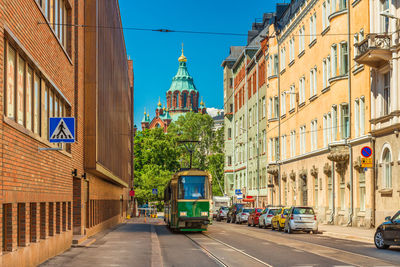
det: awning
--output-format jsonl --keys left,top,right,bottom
{"left": 242, "top": 198, "right": 255, "bottom": 202}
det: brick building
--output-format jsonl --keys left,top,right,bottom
{"left": 0, "top": 0, "right": 133, "bottom": 266}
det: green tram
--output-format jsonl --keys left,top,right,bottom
{"left": 164, "top": 169, "right": 212, "bottom": 231}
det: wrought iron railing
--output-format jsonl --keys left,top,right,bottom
{"left": 355, "top": 34, "right": 391, "bottom": 58}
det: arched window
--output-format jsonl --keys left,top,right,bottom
{"left": 182, "top": 92, "right": 187, "bottom": 108}
{"left": 156, "top": 123, "right": 161, "bottom": 128}
{"left": 382, "top": 148, "right": 392, "bottom": 188}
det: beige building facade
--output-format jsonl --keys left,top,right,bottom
{"left": 222, "top": 0, "right": 400, "bottom": 228}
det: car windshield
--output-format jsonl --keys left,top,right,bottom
{"left": 392, "top": 212, "right": 400, "bottom": 222}
{"left": 221, "top": 207, "right": 229, "bottom": 211}
{"left": 255, "top": 208, "right": 263, "bottom": 213}
{"left": 293, "top": 207, "right": 315, "bottom": 215}
{"left": 178, "top": 176, "right": 207, "bottom": 199}
{"left": 268, "top": 209, "right": 279, "bottom": 215}
{"left": 243, "top": 208, "right": 252, "bottom": 213}
{"left": 283, "top": 209, "right": 290, "bottom": 215}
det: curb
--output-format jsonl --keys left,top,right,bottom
{"left": 321, "top": 231, "right": 373, "bottom": 244}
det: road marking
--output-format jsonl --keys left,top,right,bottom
{"left": 202, "top": 233, "right": 273, "bottom": 267}
{"left": 151, "top": 225, "right": 163, "bottom": 267}
{"left": 213, "top": 223, "right": 396, "bottom": 267}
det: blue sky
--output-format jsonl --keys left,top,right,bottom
{"left": 119, "top": 0, "right": 282, "bottom": 128}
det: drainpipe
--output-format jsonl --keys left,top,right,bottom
{"left": 233, "top": 67, "right": 236, "bottom": 201}
{"left": 277, "top": 40, "right": 282, "bottom": 206}
{"left": 346, "top": 2, "right": 354, "bottom": 227}
{"left": 245, "top": 49, "right": 249, "bottom": 201}
{"left": 372, "top": 137, "right": 376, "bottom": 227}
{"left": 256, "top": 56, "right": 260, "bottom": 207}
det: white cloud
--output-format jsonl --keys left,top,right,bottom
{"left": 206, "top": 107, "right": 223, "bottom": 118}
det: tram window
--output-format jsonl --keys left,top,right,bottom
{"left": 178, "top": 176, "right": 206, "bottom": 199}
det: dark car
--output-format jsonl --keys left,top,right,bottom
{"left": 374, "top": 210, "right": 400, "bottom": 249}
{"left": 247, "top": 208, "right": 264, "bottom": 227}
{"left": 227, "top": 203, "right": 244, "bottom": 223}
{"left": 216, "top": 206, "right": 229, "bottom": 221}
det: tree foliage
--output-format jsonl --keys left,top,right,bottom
{"left": 134, "top": 112, "right": 225, "bottom": 205}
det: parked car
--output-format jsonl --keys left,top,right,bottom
{"left": 212, "top": 208, "right": 219, "bottom": 219}
{"left": 247, "top": 208, "right": 264, "bottom": 227}
{"left": 216, "top": 206, "right": 229, "bottom": 221}
{"left": 259, "top": 207, "right": 280, "bottom": 228}
{"left": 374, "top": 210, "right": 400, "bottom": 249}
{"left": 284, "top": 206, "right": 318, "bottom": 234}
{"left": 236, "top": 208, "right": 253, "bottom": 224}
{"left": 271, "top": 207, "right": 291, "bottom": 231}
{"left": 227, "top": 203, "right": 244, "bottom": 223}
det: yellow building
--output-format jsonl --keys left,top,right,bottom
{"left": 264, "top": 0, "right": 373, "bottom": 227}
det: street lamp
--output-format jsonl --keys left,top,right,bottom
{"left": 380, "top": 11, "right": 397, "bottom": 20}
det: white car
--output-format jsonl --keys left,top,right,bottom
{"left": 235, "top": 208, "right": 253, "bottom": 224}
{"left": 258, "top": 207, "right": 280, "bottom": 228}
{"left": 284, "top": 206, "right": 318, "bottom": 234}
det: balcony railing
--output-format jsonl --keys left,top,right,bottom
{"left": 354, "top": 34, "right": 391, "bottom": 68}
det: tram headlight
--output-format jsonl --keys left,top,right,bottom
{"left": 201, "top": 211, "right": 208, "bottom": 216}
{"left": 180, "top": 211, "right": 187, "bottom": 217}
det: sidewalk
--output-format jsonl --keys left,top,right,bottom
{"left": 319, "top": 224, "right": 375, "bottom": 244}
{"left": 40, "top": 217, "right": 164, "bottom": 267}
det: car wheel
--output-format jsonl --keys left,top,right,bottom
{"left": 277, "top": 222, "right": 282, "bottom": 232}
{"left": 248, "top": 221, "right": 251, "bottom": 226}
{"left": 258, "top": 222, "right": 262, "bottom": 228}
{"left": 271, "top": 222, "right": 275, "bottom": 230}
{"left": 287, "top": 224, "right": 293, "bottom": 234}
{"left": 312, "top": 229, "right": 318, "bottom": 234}
{"left": 374, "top": 231, "right": 389, "bottom": 249}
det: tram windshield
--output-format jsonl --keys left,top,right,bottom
{"left": 178, "top": 176, "right": 207, "bottom": 200}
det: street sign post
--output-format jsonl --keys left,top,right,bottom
{"left": 361, "top": 157, "right": 373, "bottom": 168}
{"left": 152, "top": 188, "right": 158, "bottom": 195}
{"left": 361, "top": 146, "right": 373, "bottom": 158}
{"left": 49, "top": 117, "right": 75, "bottom": 143}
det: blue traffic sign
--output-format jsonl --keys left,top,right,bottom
{"left": 49, "top": 117, "right": 75, "bottom": 143}
{"left": 235, "top": 189, "right": 242, "bottom": 195}
{"left": 361, "top": 146, "right": 372, "bottom": 158}
{"left": 152, "top": 188, "right": 158, "bottom": 195}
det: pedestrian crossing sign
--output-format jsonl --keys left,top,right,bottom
{"left": 49, "top": 117, "right": 75, "bottom": 143}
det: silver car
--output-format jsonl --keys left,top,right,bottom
{"left": 259, "top": 207, "right": 280, "bottom": 228}
{"left": 236, "top": 208, "right": 253, "bottom": 224}
{"left": 284, "top": 206, "right": 318, "bottom": 234}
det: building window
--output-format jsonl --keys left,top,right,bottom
{"left": 323, "top": 57, "right": 331, "bottom": 89}
{"left": 3, "top": 203, "right": 13, "bottom": 251}
{"left": 331, "top": 105, "right": 337, "bottom": 141}
{"left": 340, "top": 178, "right": 345, "bottom": 210}
{"left": 299, "top": 76, "right": 305, "bottom": 104}
{"left": 4, "top": 39, "right": 69, "bottom": 142}
{"left": 299, "top": 25, "right": 305, "bottom": 53}
{"left": 340, "top": 104, "right": 349, "bottom": 139}
{"left": 249, "top": 108, "right": 252, "bottom": 127}
{"left": 300, "top": 125, "right": 306, "bottom": 154}
{"left": 30, "top": 203, "right": 37, "bottom": 242}
{"left": 228, "top": 128, "right": 232, "bottom": 139}
{"left": 323, "top": 114, "right": 328, "bottom": 147}
{"left": 289, "top": 85, "right": 295, "bottom": 110}
{"left": 360, "top": 97, "right": 365, "bottom": 135}
{"left": 274, "top": 137, "right": 279, "bottom": 161}
{"left": 274, "top": 54, "right": 279, "bottom": 75}
{"left": 309, "top": 13, "right": 317, "bottom": 43}
{"left": 18, "top": 203, "right": 26, "bottom": 247}
{"left": 280, "top": 47, "right": 286, "bottom": 72}
{"left": 309, "top": 68, "right": 317, "bottom": 97}
{"left": 322, "top": 1, "right": 330, "bottom": 29}
{"left": 382, "top": 148, "right": 392, "bottom": 188}
{"left": 380, "top": 0, "right": 390, "bottom": 33}
{"left": 383, "top": 72, "right": 390, "bottom": 116}
{"left": 68, "top": 202, "right": 71, "bottom": 230}
{"left": 290, "top": 130, "right": 296, "bottom": 157}
{"left": 268, "top": 138, "right": 272, "bottom": 161}
{"left": 262, "top": 97, "right": 266, "bottom": 118}
{"left": 56, "top": 202, "right": 61, "bottom": 234}
{"left": 359, "top": 172, "right": 366, "bottom": 212}
{"left": 289, "top": 37, "right": 295, "bottom": 62}
{"left": 62, "top": 202, "right": 66, "bottom": 232}
{"left": 281, "top": 93, "right": 286, "bottom": 115}
{"left": 49, "top": 202, "right": 54, "bottom": 236}
{"left": 331, "top": 45, "right": 337, "bottom": 77}
{"left": 37, "top": 0, "right": 69, "bottom": 49}
{"left": 228, "top": 156, "right": 232, "bottom": 166}
{"left": 281, "top": 135, "right": 287, "bottom": 160}
{"left": 268, "top": 56, "right": 272, "bottom": 77}
{"left": 340, "top": 42, "right": 348, "bottom": 76}
{"left": 355, "top": 99, "right": 360, "bottom": 137}
{"left": 273, "top": 96, "right": 279, "bottom": 119}
{"left": 327, "top": 173, "right": 333, "bottom": 210}
{"left": 40, "top": 203, "right": 46, "bottom": 239}
{"left": 314, "top": 176, "right": 318, "bottom": 208}
{"left": 311, "top": 120, "right": 318, "bottom": 151}
{"left": 331, "top": 0, "right": 337, "bottom": 13}
{"left": 339, "top": 0, "right": 347, "bottom": 10}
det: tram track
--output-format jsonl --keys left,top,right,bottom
{"left": 184, "top": 232, "right": 273, "bottom": 267}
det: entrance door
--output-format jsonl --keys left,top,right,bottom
{"left": 302, "top": 177, "right": 308, "bottom": 206}
{"left": 73, "top": 177, "right": 81, "bottom": 235}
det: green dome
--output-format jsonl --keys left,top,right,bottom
{"left": 168, "top": 61, "right": 198, "bottom": 93}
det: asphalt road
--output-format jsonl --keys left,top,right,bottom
{"left": 40, "top": 218, "right": 400, "bottom": 267}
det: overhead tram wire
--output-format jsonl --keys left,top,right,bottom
{"left": 37, "top": 22, "right": 393, "bottom": 38}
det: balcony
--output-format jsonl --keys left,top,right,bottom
{"left": 354, "top": 34, "right": 391, "bottom": 68}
